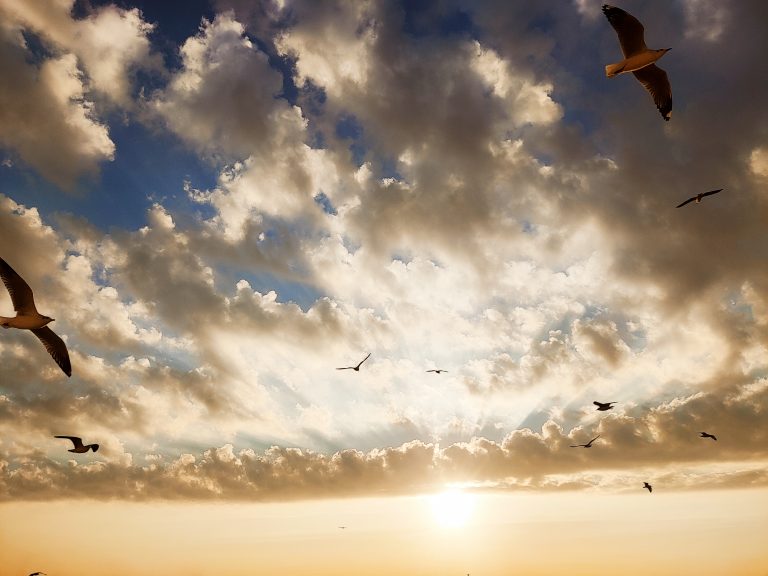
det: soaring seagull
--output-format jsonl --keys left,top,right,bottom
{"left": 570, "top": 435, "right": 601, "bottom": 448}
{"left": 602, "top": 4, "right": 673, "bottom": 121}
{"left": 0, "top": 256, "right": 71, "bottom": 377}
{"left": 593, "top": 401, "right": 617, "bottom": 411}
{"left": 700, "top": 432, "right": 717, "bottom": 441}
{"left": 29, "top": 573, "right": 47, "bottom": 576}
{"left": 676, "top": 189, "right": 723, "bottom": 208}
{"left": 337, "top": 353, "right": 371, "bottom": 371}
{"left": 643, "top": 482, "right": 653, "bottom": 493}
{"left": 55, "top": 435, "right": 99, "bottom": 453}
{"left": 426, "top": 369, "right": 447, "bottom": 374}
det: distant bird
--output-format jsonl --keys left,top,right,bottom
{"left": 338, "top": 526, "right": 347, "bottom": 529}
{"left": 593, "top": 401, "right": 617, "bottom": 411}
{"left": 570, "top": 435, "right": 600, "bottom": 448}
{"left": 643, "top": 482, "right": 653, "bottom": 493}
{"left": 675, "top": 189, "right": 723, "bottom": 208}
{"left": 0, "top": 257, "right": 71, "bottom": 377}
{"left": 602, "top": 4, "right": 673, "bottom": 121}
{"left": 55, "top": 435, "right": 99, "bottom": 453}
{"left": 29, "top": 573, "right": 47, "bottom": 576}
{"left": 336, "top": 352, "right": 371, "bottom": 371}
{"left": 426, "top": 369, "right": 447, "bottom": 374}
{"left": 700, "top": 432, "right": 717, "bottom": 441}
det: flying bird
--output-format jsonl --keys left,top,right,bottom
{"left": 643, "top": 482, "right": 653, "bottom": 493}
{"left": 570, "top": 435, "right": 601, "bottom": 448}
{"left": 29, "top": 573, "right": 47, "bottom": 576}
{"left": 426, "top": 369, "right": 447, "bottom": 374}
{"left": 593, "top": 401, "right": 617, "bottom": 411}
{"left": 336, "top": 352, "right": 371, "bottom": 371}
{"left": 0, "top": 256, "right": 71, "bottom": 377}
{"left": 55, "top": 435, "right": 99, "bottom": 453}
{"left": 602, "top": 4, "right": 673, "bottom": 121}
{"left": 675, "top": 189, "right": 723, "bottom": 208}
{"left": 700, "top": 432, "right": 717, "bottom": 441}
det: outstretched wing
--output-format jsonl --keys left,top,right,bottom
{"left": 633, "top": 64, "right": 672, "bottom": 121}
{"left": 31, "top": 327, "right": 72, "bottom": 377}
{"left": 55, "top": 435, "right": 83, "bottom": 449}
{"left": 356, "top": 352, "right": 372, "bottom": 369}
{"left": 0, "top": 257, "right": 38, "bottom": 314}
{"left": 602, "top": 4, "right": 647, "bottom": 57}
{"left": 700, "top": 189, "right": 723, "bottom": 199}
{"left": 676, "top": 196, "right": 695, "bottom": 208}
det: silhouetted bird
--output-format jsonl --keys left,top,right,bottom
{"left": 426, "top": 369, "right": 447, "bottom": 374}
{"left": 643, "top": 482, "right": 653, "bottom": 493}
{"left": 0, "top": 257, "right": 71, "bottom": 377}
{"left": 602, "top": 4, "right": 672, "bottom": 121}
{"left": 338, "top": 526, "right": 347, "bottom": 529}
{"left": 593, "top": 401, "right": 617, "bottom": 411}
{"left": 55, "top": 435, "right": 99, "bottom": 453}
{"left": 337, "top": 353, "right": 371, "bottom": 371}
{"left": 676, "top": 189, "right": 723, "bottom": 208}
{"left": 29, "top": 573, "right": 47, "bottom": 576}
{"left": 570, "top": 435, "right": 600, "bottom": 448}
{"left": 700, "top": 432, "right": 717, "bottom": 441}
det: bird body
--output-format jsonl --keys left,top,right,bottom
{"left": 0, "top": 257, "right": 71, "bottom": 377}
{"left": 643, "top": 482, "right": 653, "bottom": 493}
{"left": 55, "top": 435, "right": 99, "bottom": 453}
{"left": 676, "top": 189, "right": 723, "bottom": 208}
{"left": 570, "top": 435, "right": 600, "bottom": 448}
{"left": 337, "top": 353, "right": 371, "bottom": 371}
{"left": 700, "top": 432, "right": 717, "bottom": 441}
{"left": 594, "top": 401, "right": 617, "bottom": 411}
{"left": 602, "top": 4, "right": 673, "bottom": 121}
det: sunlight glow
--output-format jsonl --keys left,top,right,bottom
{"left": 430, "top": 489, "right": 475, "bottom": 528}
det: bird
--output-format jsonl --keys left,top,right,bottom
{"left": 593, "top": 401, "right": 617, "bottom": 411}
{"left": 426, "top": 369, "right": 447, "bottom": 374}
{"left": 643, "top": 482, "right": 653, "bottom": 493}
{"left": 55, "top": 435, "right": 99, "bottom": 453}
{"left": 336, "top": 352, "right": 371, "bottom": 371}
{"left": 675, "top": 189, "right": 723, "bottom": 208}
{"left": 0, "top": 256, "right": 71, "bottom": 377}
{"left": 602, "top": 4, "right": 673, "bottom": 121}
{"left": 338, "top": 526, "right": 347, "bottom": 529}
{"left": 570, "top": 435, "right": 600, "bottom": 448}
{"left": 29, "top": 573, "right": 47, "bottom": 576}
{"left": 700, "top": 432, "right": 717, "bottom": 441}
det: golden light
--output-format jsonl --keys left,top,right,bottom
{"left": 430, "top": 488, "right": 475, "bottom": 528}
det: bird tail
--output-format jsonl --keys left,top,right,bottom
{"left": 605, "top": 61, "right": 625, "bottom": 77}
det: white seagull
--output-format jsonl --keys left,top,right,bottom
{"left": 602, "top": 4, "right": 673, "bottom": 121}
{"left": 55, "top": 435, "right": 99, "bottom": 453}
{"left": 0, "top": 256, "right": 71, "bottom": 377}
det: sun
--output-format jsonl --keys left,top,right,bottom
{"left": 430, "top": 489, "right": 475, "bottom": 528}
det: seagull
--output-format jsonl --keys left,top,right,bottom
{"left": 55, "top": 435, "right": 99, "bottom": 453}
{"left": 426, "top": 369, "right": 447, "bottom": 374}
{"left": 0, "top": 256, "right": 71, "bottom": 377}
{"left": 602, "top": 4, "right": 673, "bottom": 121}
{"left": 336, "top": 352, "right": 371, "bottom": 371}
{"left": 570, "top": 434, "right": 600, "bottom": 448}
{"left": 338, "top": 526, "right": 347, "bottom": 529}
{"left": 700, "top": 432, "right": 717, "bottom": 441}
{"left": 675, "top": 189, "right": 723, "bottom": 208}
{"left": 29, "top": 573, "right": 47, "bottom": 576}
{"left": 643, "top": 482, "right": 653, "bottom": 493}
{"left": 593, "top": 401, "right": 617, "bottom": 411}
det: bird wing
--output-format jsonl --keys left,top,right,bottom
{"left": 676, "top": 197, "right": 695, "bottom": 208}
{"left": 356, "top": 352, "right": 371, "bottom": 368}
{"left": 602, "top": 4, "right": 647, "bottom": 57}
{"left": 0, "top": 257, "right": 39, "bottom": 314}
{"left": 632, "top": 64, "right": 672, "bottom": 121}
{"left": 588, "top": 435, "right": 601, "bottom": 445}
{"left": 336, "top": 367, "right": 353, "bottom": 370}
{"left": 700, "top": 189, "right": 723, "bottom": 198}
{"left": 55, "top": 435, "right": 83, "bottom": 449}
{"left": 31, "top": 327, "right": 72, "bottom": 377}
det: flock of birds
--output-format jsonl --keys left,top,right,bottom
{"left": 0, "top": 5, "right": 734, "bottom": 572}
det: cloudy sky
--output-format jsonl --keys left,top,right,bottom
{"left": 1, "top": 0, "right": 768, "bottom": 574}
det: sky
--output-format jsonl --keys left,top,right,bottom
{"left": 1, "top": 0, "right": 768, "bottom": 574}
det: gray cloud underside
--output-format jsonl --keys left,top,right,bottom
{"left": 2, "top": 378, "right": 766, "bottom": 501}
